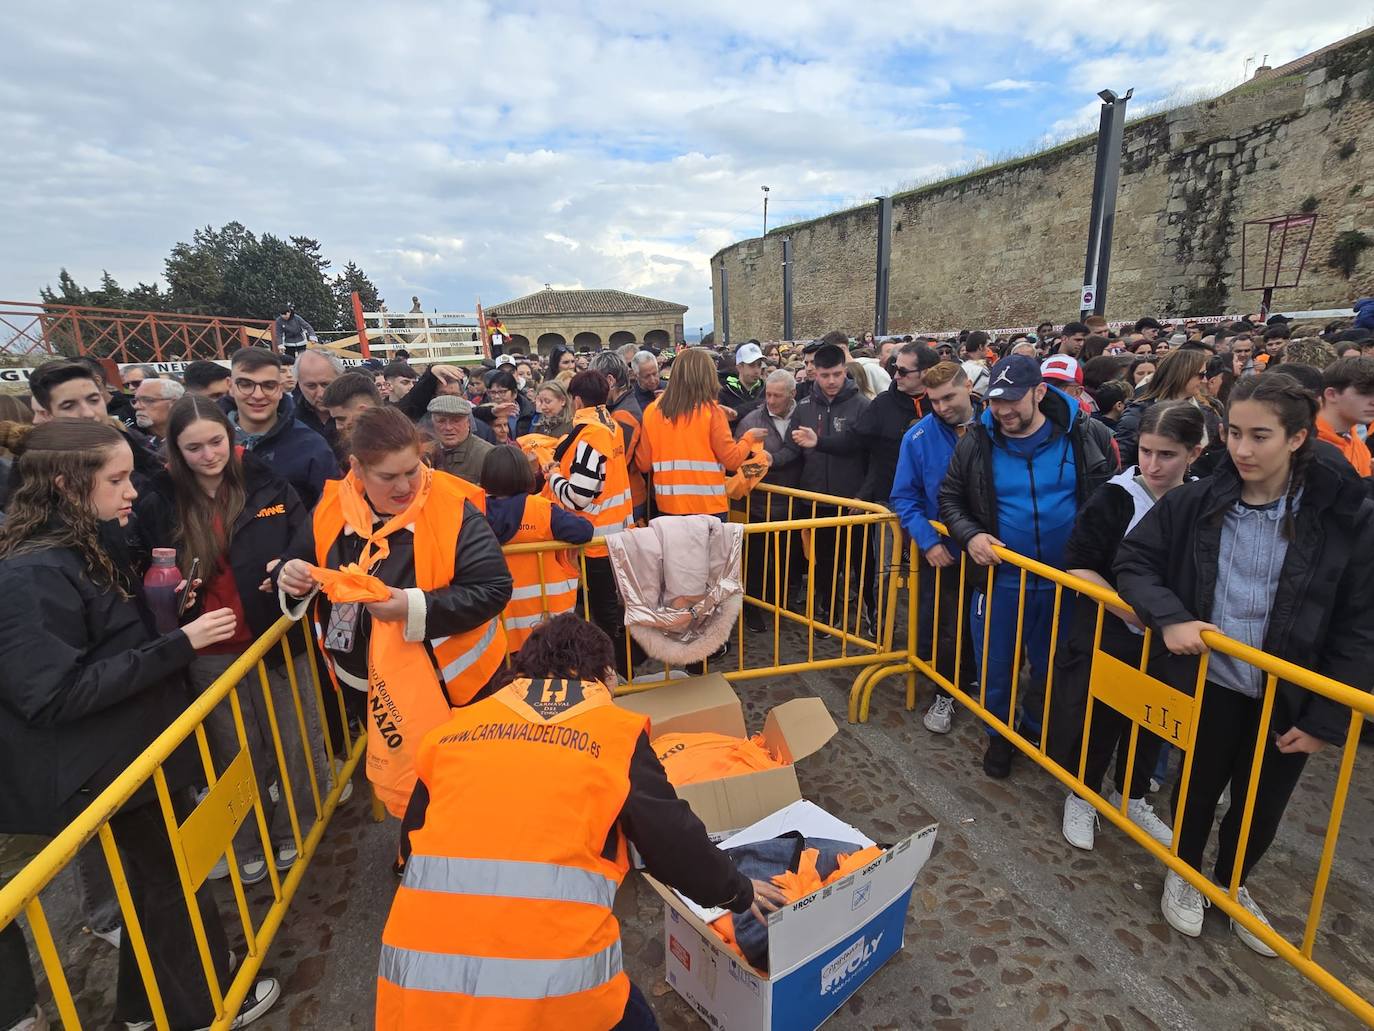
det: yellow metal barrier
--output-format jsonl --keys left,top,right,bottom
{"left": 849, "top": 529, "right": 1374, "bottom": 1026}
{"left": 0, "top": 617, "right": 365, "bottom": 1031}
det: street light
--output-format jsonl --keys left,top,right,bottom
{"left": 761, "top": 185, "right": 770, "bottom": 236}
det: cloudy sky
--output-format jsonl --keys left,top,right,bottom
{"left": 0, "top": 1, "right": 1365, "bottom": 334}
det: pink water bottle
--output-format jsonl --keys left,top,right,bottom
{"left": 144, "top": 548, "right": 182, "bottom": 634}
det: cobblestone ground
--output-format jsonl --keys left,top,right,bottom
{"left": 6, "top": 626, "right": 1374, "bottom": 1030}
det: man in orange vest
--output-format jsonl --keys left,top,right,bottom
{"left": 543, "top": 371, "right": 638, "bottom": 673}
{"left": 378, "top": 615, "right": 778, "bottom": 1030}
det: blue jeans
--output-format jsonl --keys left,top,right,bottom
{"left": 969, "top": 583, "right": 1070, "bottom": 739}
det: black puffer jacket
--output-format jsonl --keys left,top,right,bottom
{"left": 133, "top": 452, "right": 307, "bottom": 645}
{"left": 938, "top": 387, "right": 1119, "bottom": 550}
{"left": 0, "top": 536, "right": 197, "bottom": 833}
{"left": 1114, "top": 449, "right": 1374, "bottom": 744}
{"left": 852, "top": 381, "right": 931, "bottom": 503}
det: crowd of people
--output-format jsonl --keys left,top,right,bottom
{"left": 1, "top": 298, "right": 1372, "bottom": 1030}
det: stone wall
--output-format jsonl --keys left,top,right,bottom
{"left": 712, "top": 34, "right": 1374, "bottom": 339}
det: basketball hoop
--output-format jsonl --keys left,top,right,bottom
{"left": 1241, "top": 213, "right": 1317, "bottom": 318}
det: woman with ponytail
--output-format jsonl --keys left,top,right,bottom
{"left": 134, "top": 395, "right": 313, "bottom": 885}
{"left": 0, "top": 420, "right": 281, "bottom": 1030}
{"left": 1116, "top": 374, "right": 1374, "bottom": 956}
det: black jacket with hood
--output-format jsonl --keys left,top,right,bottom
{"left": 774, "top": 378, "right": 871, "bottom": 500}
{"left": 852, "top": 380, "right": 932, "bottom": 504}
{"left": 220, "top": 393, "right": 338, "bottom": 511}
{"left": 1114, "top": 448, "right": 1374, "bottom": 745}
{"left": 0, "top": 528, "right": 198, "bottom": 834}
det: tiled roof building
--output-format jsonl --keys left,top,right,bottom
{"left": 487, "top": 287, "right": 687, "bottom": 354}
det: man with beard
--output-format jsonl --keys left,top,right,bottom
{"left": 938, "top": 355, "right": 1118, "bottom": 779}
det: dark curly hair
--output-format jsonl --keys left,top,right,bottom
{"left": 0, "top": 419, "right": 132, "bottom": 590}
{"left": 502, "top": 614, "right": 616, "bottom": 685}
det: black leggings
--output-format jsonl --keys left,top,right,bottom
{"left": 1173, "top": 684, "right": 1309, "bottom": 886}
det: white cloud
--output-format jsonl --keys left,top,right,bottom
{"left": 0, "top": 0, "right": 1367, "bottom": 333}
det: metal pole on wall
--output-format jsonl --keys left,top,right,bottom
{"left": 782, "top": 237, "right": 793, "bottom": 341}
{"left": 874, "top": 196, "right": 893, "bottom": 337}
{"left": 1080, "top": 88, "right": 1133, "bottom": 319}
{"left": 719, "top": 264, "right": 731, "bottom": 348}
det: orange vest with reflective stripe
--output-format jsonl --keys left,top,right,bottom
{"left": 551, "top": 407, "right": 632, "bottom": 559}
{"left": 376, "top": 678, "right": 648, "bottom": 1031}
{"left": 610, "top": 404, "right": 647, "bottom": 513}
{"left": 500, "top": 496, "right": 581, "bottom": 652}
{"left": 640, "top": 402, "right": 728, "bottom": 515}
{"left": 311, "top": 471, "right": 507, "bottom": 707}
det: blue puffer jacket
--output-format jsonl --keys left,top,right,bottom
{"left": 220, "top": 393, "right": 339, "bottom": 510}
{"left": 1354, "top": 297, "right": 1374, "bottom": 332}
{"left": 891, "top": 412, "right": 963, "bottom": 553}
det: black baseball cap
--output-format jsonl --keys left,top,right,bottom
{"left": 985, "top": 354, "right": 1043, "bottom": 401}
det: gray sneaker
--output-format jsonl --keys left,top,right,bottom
{"left": 923, "top": 695, "right": 955, "bottom": 734}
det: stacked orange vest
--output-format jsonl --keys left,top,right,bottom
{"left": 310, "top": 471, "right": 507, "bottom": 707}
{"left": 549, "top": 406, "right": 633, "bottom": 559}
{"left": 639, "top": 402, "right": 728, "bottom": 516}
{"left": 500, "top": 495, "right": 581, "bottom": 652}
{"left": 376, "top": 677, "right": 649, "bottom": 1030}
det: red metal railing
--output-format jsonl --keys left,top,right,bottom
{"left": 0, "top": 301, "right": 274, "bottom": 363}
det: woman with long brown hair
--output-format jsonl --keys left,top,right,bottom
{"left": 634, "top": 348, "right": 764, "bottom": 519}
{"left": 1114, "top": 347, "right": 1220, "bottom": 467}
{"left": 135, "top": 395, "right": 315, "bottom": 885}
{"left": 0, "top": 419, "right": 281, "bottom": 1031}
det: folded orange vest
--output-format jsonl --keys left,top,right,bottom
{"left": 653, "top": 731, "right": 787, "bottom": 785}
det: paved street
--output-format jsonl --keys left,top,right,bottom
{"left": 9, "top": 656, "right": 1373, "bottom": 1030}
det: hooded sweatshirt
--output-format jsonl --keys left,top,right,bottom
{"left": 983, "top": 389, "right": 1080, "bottom": 586}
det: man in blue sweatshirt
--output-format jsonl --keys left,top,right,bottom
{"left": 938, "top": 354, "right": 1119, "bottom": 778}
{"left": 891, "top": 361, "right": 979, "bottom": 737}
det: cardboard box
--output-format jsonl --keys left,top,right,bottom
{"left": 616, "top": 674, "right": 838, "bottom": 837}
{"left": 646, "top": 800, "right": 938, "bottom": 1031}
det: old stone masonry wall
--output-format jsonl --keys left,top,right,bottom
{"left": 713, "top": 34, "right": 1374, "bottom": 339}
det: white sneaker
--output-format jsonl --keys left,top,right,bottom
{"left": 1108, "top": 791, "right": 1174, "bottom": 846}
{"left": 87, "top": 925, "right": 121, "bottom": 949}
{"left": 274, "top": 843, "right": 298, "bottom": 871}
{"left": 1161, "top": 870, "right": 1209, "bottom": 937}
{"left": 1061, "top": 794, "right": 1098, "bottom": 851}
{"left": 923, "top": 695, "right": 955, "bottom": 734}
{"left": 208, "top": 856, "right": 268, "bottom": 885}
{"left": 124, "top": 974, "right": 274, "bottom": 1031}
{"left": 1232, "top": 886, "right": 1279, "bottom": 957}
{"left": 11, "top": 1006, "right": 47, "bottom": 1031}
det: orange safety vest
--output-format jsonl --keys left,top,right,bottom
{"left": 376, "top": 677, "right": 649, "bottom": 1031}
{"left": 548, "top": 406, "right": 632, "bottom": 559}
{"left": 311, "top": 470, "right": 508, "bottom": 814}
{"left": 500, "top": 495, "right": 581, "bottom": 652}
{"left": 639, "top": 402, "right": 728, "bottom": 516}
{"left": 610, "top": 403, "right": 647, "bottom": 515}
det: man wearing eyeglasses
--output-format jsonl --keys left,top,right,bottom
{"left": 132, "top": 376, "right": 185, "bottom": 449}
{"left": 223, "top": 347, "right": 338, "bottom": 508}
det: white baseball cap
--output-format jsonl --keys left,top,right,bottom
{"left": 495, "top": 354, "right": 517, "bottom": 367}
{"left": 735, "top": 342, "right": 764, "bottom": 365}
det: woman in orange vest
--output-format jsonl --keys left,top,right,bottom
{"left": 635, "top": 347, "right": 766, "bottom": 519}
{"left": 542, "top": 370, "right": 638, "bottom": 672}
{"left": 377, "top": 614, "right": 781, "bottom": 1031}
{"left": 276, "top": 406, "right": 513, "bottom": 816}
{"left": 482, "top": 446, "right": 593, "bottom": 653}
